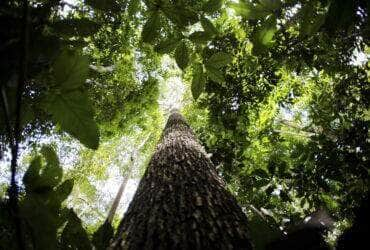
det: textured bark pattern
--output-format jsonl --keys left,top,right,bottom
{"left": 113, "top": 112, "right": 253, "bottom": 250}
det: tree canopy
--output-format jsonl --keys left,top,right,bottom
{"left": 0, "top": 0, "right": 369, "bottom": 249}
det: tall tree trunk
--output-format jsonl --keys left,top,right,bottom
{"left": 112, "top": 111, "right": 253, "bottom": 250}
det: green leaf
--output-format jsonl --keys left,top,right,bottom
{"left": 189, "top": 31, "right": 213, "bottom": 44}
{"left": 53, "top": 50, "right": 89, "bottom": 91}
{"left": 228, "top": 1, "right": 269, "bottom": 20}
{"left": 191, "top": 63, "right": 206, "bottom": 100}
{"left": 175, "top": 41, "right": 190, "bottom": 70}
{"left": 92, "top": 221, "right": 114, "bottom": 250}
{"left": 162, "top": 5, "right": 198, "bottom": 27}
{"left": 207, "top": 52, "right": 233, "bottom": 68}
{"left": 154, "top": 37, "right": 180, "bottom": 54}
{"left": 39, "top": 146, "right": 63, "bottom": 189}
{"left": 85, "top": 0, "right": 119, "bottom": 11}
{"left": 259, "top": 0, "right": 281, "bottom": 11}
{"left": 54, "top": 179, "right": 74, "bottom": 203}
{"left": 205, "top": 65, "right": 225, "bottom": 83}
{"left": 201, "top": 17, "right": 218, "bottom": 35}
{"left": 48, "top": 91, "right": 100, "bottom": 149}
{"left": 50, "top": 18, "right": 100, "bottom": 37}
{"left": 23, "top": 156, "right": 42, "bottom": 192}
{"left": 141, "top": 11, "right": 161, "bottom": 44}
{"left": 202, "top": 0, "right": 223, "bottom": 14}
{"left": 252, "top": 16, "right": 277, "bottom": 55}
{"left": 61, "top": 209, "right": 92, "bottom": 250}
{"left": 20, "top": 195, "right": 60, "bottom": 250}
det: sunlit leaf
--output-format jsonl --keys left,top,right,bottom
{"left": 252, "top": 15, "right": 277, "bottom": 55}
{"left": 53, "top": 50, "right": 89, "bottom": 90}
{"left": 48, "top": 91, "right": 100, "bottom": 149}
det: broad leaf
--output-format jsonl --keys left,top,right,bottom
{"left": 228, "top": 1, "right": 269, "bottom": 20}
{"left": 61, "top": 209, "right": 92, "bottom": 250}
{"left": 252, "top": 16, "right": 277, "bottom": 55}
{"left": 191, "top": 63, "right": 206, "bottom": 100}
{"left": 48, "top": 91, "right": 100, "bottom": 149}
{"left": 189, "top": 31, "right": 213, "bottom": 44}
{"left": 85, "top": 0, "right": 119, "bottom": 11}
{"left": 207, "top": 52, "right": 233, "bottom": 68}
{"left": 201, "top": 17, "right": 218, "bottom": 35}
{"left": 23, "top": 156, "right": 42, "bottom": 192}
{"left": 39, "top": 146, "right": 63, "bottom": 189}
{"left": 53, "top": 50, "right": 89, "bottom": 91}
{"left": 205, "top": 65, "right": 225, "bottom": 83}
{"left": 50, "top": 18, "right": 100, "bottom": 37}
{"left": 202, "top": 0, "right": 223, "bottom": 14}
{"left": 154, "top": 37, "right": 180, "bottom": 54}
{"left": 175, "top": 41, "right": 190, "bottom": 70}
{"left": 162, "top": 4, "right": 198, "bottom": 27}
{"left": 92, "top": 221, "right": 114, "bottom": 250}
{"left": 141, "top": 11, "right": 161, "bottom": 44}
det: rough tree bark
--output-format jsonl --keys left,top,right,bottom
{"left": 112, "top": 111, "right": 252, "bottom": 250}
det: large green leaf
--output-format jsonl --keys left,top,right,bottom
{"left": 206, "top": 52, "right": 233, "bottom": 68}
{"left": 39, "top": 146, "right": 63, "bottom": 189}
{"left": 191, "top": 63, "right": 206, "bottom": 100}
{"left": 189, "top": 31, "right": 213, "bottom": 44}
{"left": 228, "top": 1, "right": 269, "bottom": 20}
{"left": 85, "top": 0, "right": 119, "bottom": 11}
{"left": 23, "top": 156, "right": 42, "bottom": 192}
{"left": 48, "top": 91, "right": 100, "bottom": 150}
{"left": 205, "top": 65, "right": 225, "bottom": 83}
{"left": 154, "top": 37, "right": 181, "bottom": 54}
{"left": 53, "top": 50, "right": 89, "bottom": 91}
{"left": 202, "top": 0, "right": 223, "bottom": 14}
{"left": 252, "top": 16, "right": 277, "bottom": 55}
{"left": 141, "top": 11, "right": 161, "bottom": 44}
{"left": 92, "top": 221, "right": 114, "bottom": 250}
{"left": 162, "top": 4, "right": 198, "bottom": 27}
{"left": 201, "top": 17, "right": 218, "bottom": 35}
{"left": 175, "top": 41, "right": 190, "bottom": 70}
{"left": 50, "top": 18, "right": 100, "bottom": 37}
{"left": 61, "top": 209, "right": 92, "bottom": 250}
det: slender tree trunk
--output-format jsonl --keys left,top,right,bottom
{"left": 112, "top": 111, "right": 252, "bottom": 250}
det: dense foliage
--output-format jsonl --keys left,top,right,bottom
{"left": 0, "top": 0, "right": 369, "bottom": 249}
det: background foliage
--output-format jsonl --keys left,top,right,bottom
{"left": 0, "top": 0, "right": 369, "bottom": 249}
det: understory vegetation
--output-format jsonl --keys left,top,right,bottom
{"left": 0, "top": 0, "right": 369, "bottom": 249}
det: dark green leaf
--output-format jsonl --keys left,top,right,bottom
{"left": 189, "top": 31, "right": 213, "bottom": 43}
{"left": 85, "top": 0, "right": 120, "bottom": 12}
{"left": 252, "top": 15, "right": 277, "bottom": 55}
{"left": 175, "top": 41, "right": 190, "bottom": 70}
{"left": 61, "top": 209, "right": 92, "bottom": 250}
{"left": 154, "top": 37, "right": 180, "bottom": 54}
{"left": 228, "top": 1, "right": 269, "bottom": 20}
{"left": 39, "top": 146, "right": 63, "bottom": 189}
{"left": 23, "top": 156, "right": 42, "bottom": 192}
{"left": 92, "top": 221, "right": 114, "bottom": 250}
{"left": 207, "top": 52, "right": 233, "bottom": 68}
{"left": 54, "top": 179, "right": 74, "bottom": 203}
{"left": 259, "top": 0, "right": 281, "bottom": 11}
{"left": 141, "top": 11, "right": 161, "bottom": 44}
{"left": 191, "top": 63, "right": 206, "bottom": 100}
{"left": 202, "top": 0, "right": 223, "bottom": 14}
{"left": 162, "top": 5, "right": 198, "bottom": 27}
{"left": 48, "top": 91, "right": 100, "bottom": 149}
{"left": 201, "top": 17, "right": 218, "bottom": 35}
{"left": 50, "top": 18, "right": 100, "bottom": 37}
{"left": 205, "top": 65, "right": 225, "bottom": 83}
{"left": 53, "top": 50, "right": 89, "bottom": 91}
